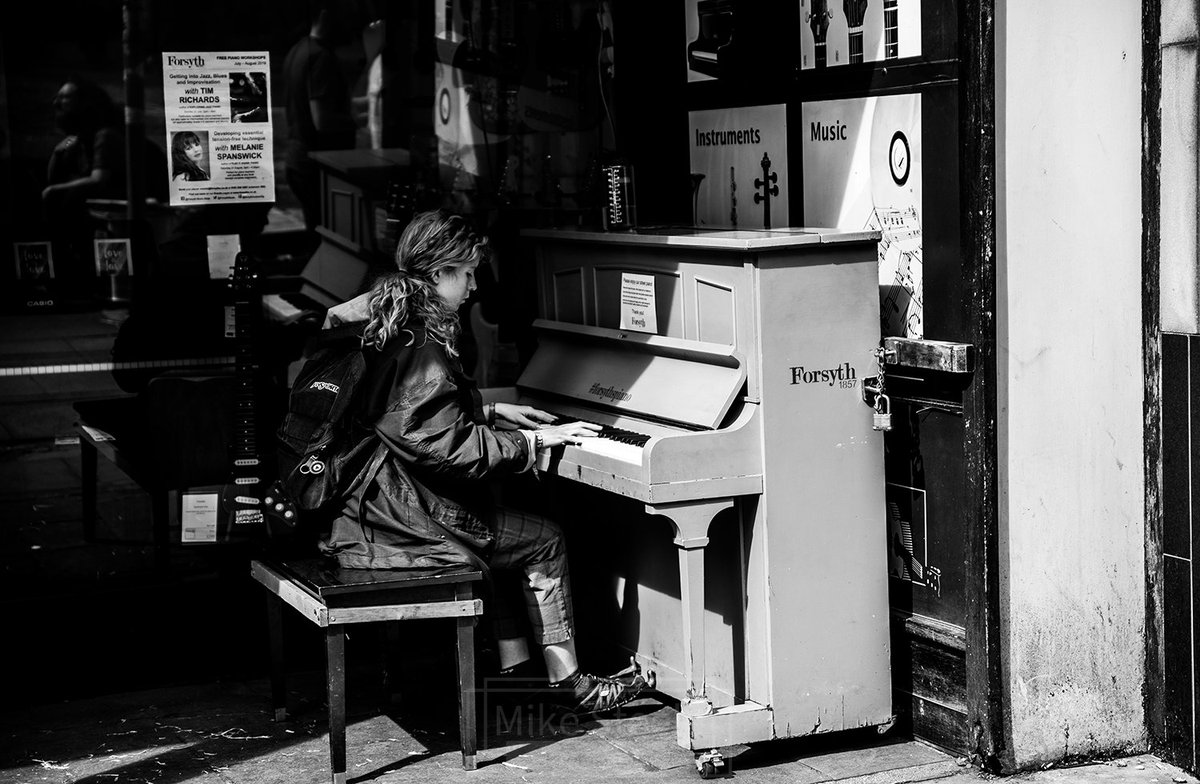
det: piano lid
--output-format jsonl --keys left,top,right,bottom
{"left": 517, "top": 320, "right": 746, "bottom": 431}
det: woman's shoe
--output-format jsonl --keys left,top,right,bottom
{"left": 554, "top": 661, "right": 653, "bottom": 717}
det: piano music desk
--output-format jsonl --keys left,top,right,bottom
{"left": 509, "top": 226, "right": 892, "bottom": 753}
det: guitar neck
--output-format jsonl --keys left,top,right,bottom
{"left": 884, "top": 0, "right": 898, "bottom": 58}
{"left": 226, "top": 255, "right": 266, "bottom": 529}
{"left": 231, "top": 289, "right": 262, "bottom": 482}
{"left": 849, "top": 29, "right": 864, "bottom": 64}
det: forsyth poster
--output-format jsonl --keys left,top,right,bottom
{"left": 162, "top": 51, "right": 274, "bottom": 207}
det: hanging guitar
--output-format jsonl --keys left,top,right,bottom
{"left": 221, "top": 251, "right": 295, "bottom": 542}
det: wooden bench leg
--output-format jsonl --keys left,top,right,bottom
{"left": 381, "top": 622, "right": 403, "bottom": 708}
{"left": 456, "top": 585, "right": 477, "bottom": 771}
{"left": 80, "top": 439, "right": 98, "bottom": 542}
{"left": 266, "top": 593, "right": 287, "bottom": 721}
{"left": 326, "top": 626, "right": 347, "bottom": 784}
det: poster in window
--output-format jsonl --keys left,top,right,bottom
{"left": 14, "top": 242, "right": 55, "bottom": 308}
{"left": 886, "top": 482, "right": 939, "bottom": 595}
{"left": 684, "top": 0, "right": 789, "bottom": 83}
{"left": 799, "top": 0, "right": 922, "bottom": 70}
{"left": 688, "top": 104, "right": 788, "bottom": 229}
{"left": 14, "top": 242, "right": 55, "bottom": 282}
{"left": 801, "top": 93, "right": 922, "bottom": 338}
{"left": 94, "top": 238, "right": 133, "bottom": 277}
{"left": 162, "top": 52, "right": 274, "bottom": 207}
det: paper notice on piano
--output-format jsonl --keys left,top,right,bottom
{"left": 619, "top": 273, "right": 658, "bottom": 334}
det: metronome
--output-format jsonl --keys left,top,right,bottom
{"left": 602, "top": 163, "right": 637, "bottom": 231}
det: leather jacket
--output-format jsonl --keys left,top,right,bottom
{"left": 318, "top": 322, "right": 531, "bottom": 570}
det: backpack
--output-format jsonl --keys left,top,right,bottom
{"left": 274, "top": 324, "right": 374, "bottom": 520}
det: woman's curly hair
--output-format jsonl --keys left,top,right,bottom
{"left": 361, "top": 209, "right": 490, "bottom": 358}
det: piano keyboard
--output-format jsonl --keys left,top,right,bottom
{"left": 263, "top": 292, "right": 327, "bottom": 323}
{"left": 544, "top": 412, "right": 652, "bottom": 447}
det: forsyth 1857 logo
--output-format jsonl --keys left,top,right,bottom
{"left": 789, "top": 361, "right": 857, "bottom": 388}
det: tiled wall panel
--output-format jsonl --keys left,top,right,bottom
{"left": 1164, "top": 333, "right": 1190, "bottom": 557}
{"left": 1162, "top": 333, "right": 1198, "bottom": 770}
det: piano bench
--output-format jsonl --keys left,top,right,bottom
{"left": 249, "top": 558, "right": 485, "bottom": 783}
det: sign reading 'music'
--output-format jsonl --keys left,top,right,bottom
{"left": 801, "top": 93, "right": 923, "bottom": 339}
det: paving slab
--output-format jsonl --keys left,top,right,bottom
{"left": 798, "top": 737, "right": 954, "bottom": 779}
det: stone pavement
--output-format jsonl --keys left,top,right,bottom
{"left": 0, "top": 674, "right": 1195, "bottom": 784}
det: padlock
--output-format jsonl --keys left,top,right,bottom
{"left": 872, "top": 394, "right": 893, "bottom": 432}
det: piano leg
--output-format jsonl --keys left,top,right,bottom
{"left": 648, "top": 497, "right": 775, "bottom": 751}
{"left": 645, "top": 497, "right": 735, "bottom": 717}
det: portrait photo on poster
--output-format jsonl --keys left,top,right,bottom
{"left": 171, "top": 129, "right": 211, "bottom": 182}
{"left": 229, "top": 71, "right": 269, "bottom": 123}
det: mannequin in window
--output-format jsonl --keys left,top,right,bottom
{"left": 42, "top": 75, "right": 127, "bottom": 281}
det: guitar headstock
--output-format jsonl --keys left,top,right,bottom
{"left": 809, "top": 0, "right": 831, "bottom": 38}
{"left": 843, "top": 0, "right": 869, "bottom": 27}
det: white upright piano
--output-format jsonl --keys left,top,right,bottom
{"left": 494, "top": 226, "right": 892, "bottom": 752}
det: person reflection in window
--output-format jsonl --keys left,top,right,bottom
{"left": 283, "top": 0, "right": 359, "bottom": 232}
{"left": 171, "top": 131, "right": 210, "bottom": 182}
{"left": 42, "top": 75, "right": 127, "bottom": 281}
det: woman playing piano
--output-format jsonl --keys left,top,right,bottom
{"left": 317, "top": 209, "right": 651, "bottom": 715}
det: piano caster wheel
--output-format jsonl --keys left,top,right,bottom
{"left": 876, "top": 715, "right": 897, "bottom": 735}
{"left": 695, "top": 749, "right": 729, "bottom": 779}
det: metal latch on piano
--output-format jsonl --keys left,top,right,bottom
{"left": 863, "top": 337, "right": 977, "bottom": 419}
